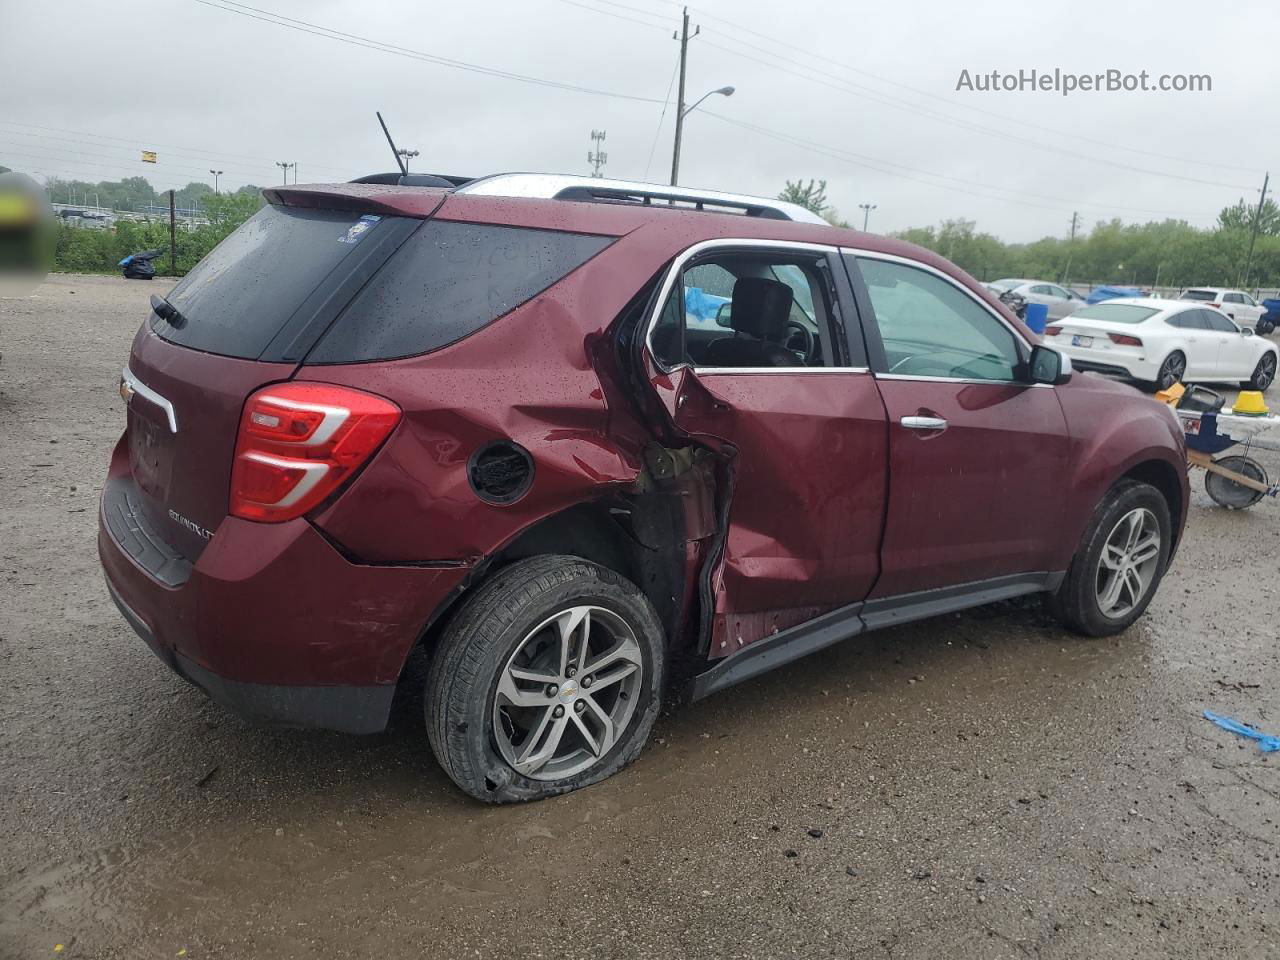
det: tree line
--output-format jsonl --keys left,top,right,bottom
{"left": 18, "top": 169, "right": 1280, "bottom": 288}
{"left": 779, "top": 179, "right": 1280, "bottom": 290}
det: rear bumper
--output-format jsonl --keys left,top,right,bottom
{"left": 104, "top": 576, "right": 397, "bottom": 733}
{"left": 1053, "top": 344, "right": 1159, "bottom": 382}
{"left": 99, "top": 442, "right": 471, "bottom": 733}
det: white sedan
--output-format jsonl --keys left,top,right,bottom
{"left": 1044, "top": 298, "right": 1278, "bottom": 391}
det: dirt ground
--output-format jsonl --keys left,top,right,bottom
{"left": 2, "top": 273, "right": 1279, "bottom": 959}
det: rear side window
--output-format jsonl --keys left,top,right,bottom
{"left": 308, "top": 221, "right": 613, "bottom": 363}
{"left": 156, "top": 205, "right": 391, "bottom": 359}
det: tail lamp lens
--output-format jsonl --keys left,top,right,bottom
{"left": 1107, "top": 333, "right": 1143, "bottom": 347}
{"left": 230, "top": 383, "right": 400, "bottom": 522}
{"left": 1044, "top": 325, "right": 1062, "bottom": 336}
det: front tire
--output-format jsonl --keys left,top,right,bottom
{"left": 1046, "top": 480, "right": 1172, "bottom": 637}
{"left": 1241, "top": 352, "right": 1277, "bottom": 391}
{"left": 426, "top": 556, "right": 665, "bottom": 803}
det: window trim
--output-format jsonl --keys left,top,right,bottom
{"left": 642, "top": 238, "right": 870, "bottom": 375}
{"left": 842, "top": 248, "right": 1036, "bottom": 386}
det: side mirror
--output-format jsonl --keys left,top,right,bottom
{"left": 715, "top": 303, "right": 733, "bottom": 328}
{"left": 1029, "top": 344, "right": 1072, "bottom": 385}
{"left": 1242, "top": 327, "right": 1254, "bottom": 337}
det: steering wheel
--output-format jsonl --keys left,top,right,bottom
{"left": 783, "top": 321, "right": 815, "bottom": 362}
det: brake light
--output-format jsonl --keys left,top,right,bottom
{"left": 1044, "top": 325, "right": 1062, "bottom": 336}
{"left": 230, "top": 383, "right": 401, "bottom": 522}
{"left": 1107, "top": 333, "right": 1143, "bottom": 347}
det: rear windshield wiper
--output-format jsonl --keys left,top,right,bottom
{"left": 150, "top": 294, "right": 187, "bottom": 329}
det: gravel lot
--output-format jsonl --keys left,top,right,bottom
{"left": 2, "top": 273, "right": 1279, "bottom": 959}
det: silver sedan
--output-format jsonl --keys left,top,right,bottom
{"left": 988, "top": 278, "right": 1088, "bottom": 320}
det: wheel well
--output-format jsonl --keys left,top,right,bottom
{"left": 1122, "top": 459, "right": 1184, "bottom": 548}
{"left": 418, "top": 498, "right": 689, "bottom": 659}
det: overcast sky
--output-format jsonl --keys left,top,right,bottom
{"left": 2, "top": 0, "right": 1274, "bottom": 241}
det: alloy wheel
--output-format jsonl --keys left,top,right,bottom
{"left": 1255, "top": 353, "right": 1276, "bottom": 390}
{"left": 491, "top": 605, "right": 644, "bottom": 781}
{"left": 1159, "top": 353, "right": 1185, "bottom": 389}
{"left": 1095, "top": 507, "right": 1162, "bottom": 619}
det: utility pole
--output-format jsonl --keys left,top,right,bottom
{"left": 669, "top": 7, "right": 698, "bottom": 186}
{"left": 1062, "top": 211, "right": 1080, "bottom": 286}
{"left": 168, "top": 190, "right": 176, "bottom": 278}
{"left": 209, "top": 169, "right": 222, "bottom": 194}
{"left": 588, "top": 130, "right": 608, "bottom": 178}
{"left": 275, "top": 161, "right": 294, "bottom": 184}
{"left": 858, "top": 203, "right": 877, "bottom": 231}
{"left": 1242, "top": 171, "right": 1269, "bottom": 288}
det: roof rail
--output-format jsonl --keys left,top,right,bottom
{"left": 454, "top": 173, "right": 828, "bottom": 225}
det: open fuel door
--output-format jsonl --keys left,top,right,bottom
{"left": 642, "top": 241, "right": 889, "bottom": 659}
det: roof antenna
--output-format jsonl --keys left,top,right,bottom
{"left": 377, "top": 111, "right": 408, "bottom": 177}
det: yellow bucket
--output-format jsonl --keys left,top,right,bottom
{"left": 1234, "top": 391, "right": 1270, "bottom": 416}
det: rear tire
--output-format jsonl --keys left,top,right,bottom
{"left": 1153, "top": 351, "right": 1186, "bottom": 391}
{"left": 1241, "top": 352, "right": 1277, "bottom": 391}
{"left": 1045, "top": 480, "right": 1172, "bottom": 637}
{"left": 426, "top": 556, "right": 665, "bottom": 803}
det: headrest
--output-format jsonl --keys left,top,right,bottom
{"left": 729, "top": 277, "right": 794, "bottom": 341}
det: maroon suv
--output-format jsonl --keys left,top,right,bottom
{"left": 100, "top": 173, "right": 1189, "bottom": 802}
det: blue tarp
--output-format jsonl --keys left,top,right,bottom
{"left": 684, "top": 286, "right": 730, "bottom": 327}
{"left": 1086, "top": 285, "right": 1145, "bottom": 305}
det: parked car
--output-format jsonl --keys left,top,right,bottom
{"left": 1045, "top": 298, "right": 1278, "bottom": 390}
{"left": 100, "top": 173, "right": 1189, "bottom": 802}
{"left": 1179, "top": 287, "right": 1267, "bottom": 332}
{"left": 987, "top": 278, "right": 1087, "bottom": 320}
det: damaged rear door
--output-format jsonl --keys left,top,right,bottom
{"left": 643, "top": 239, "right": 889, "bottom": 659}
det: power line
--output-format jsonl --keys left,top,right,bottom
{"left": 696, "top": 37, "right": 1253, "bottom": 192}
{"left": 0, "top": 142, "right": 277, "bottom": 186}
{"left": 191, "top": 0, "right": 666, "bottom": 104}
{"left": 631, "top": 0, "right": 1263, "bottom": 177}
{"left": 644, "top": 50, "right": 682, "bottom": 180}
{"left": 0, "top": 118, "right": 349, "bottom": 178}
{"left": 700, "top": 110, "right": 1219, "bottom": 221}
{"left": 0, "top": 128, "right": 295, "bottom": 182}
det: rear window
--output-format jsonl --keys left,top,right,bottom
{"left": 1072, "top": 303, "right": 1161, "bottom": 324}
{"left": 155, "top": 205, "right": 393, "bottom": 359}
{"left": 1179, "top": 289, "right": 1216, "bottom": 301}
{"left": 307, "top": 221, "right": 614, "bottom": 363}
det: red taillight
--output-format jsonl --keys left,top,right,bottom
{"left": 230, "top": 383, "right": 401, "bottom": 522}
{"left": 1044, "top": 325, "right": 1062, "bottom": 336}
{"left": 1107, "top": 333, "right": 1143, "bottom": 347}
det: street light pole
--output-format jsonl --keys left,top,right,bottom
{"left": 858, "top": 203, "right": 877, "bottom": 231}
{"left": 209, "top": 169, "right": 223, "bottom": 194}
{"left": 275, "top": 161, "right": 294, "bottom": 185}
{"left": 671, "top": 83, "right": 735, "bottom": 186}
{"left": 397, "top": 148, "right": 420, "bottom": 173}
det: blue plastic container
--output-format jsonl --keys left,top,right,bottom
{"left": 1024, "top": 301, "right": 1048, "bottom": 334}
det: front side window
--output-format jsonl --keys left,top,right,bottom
{"left": 652, "top": 251, "right": 838, "bottom": 370}
{"left": 1202, "top": 310, "right": 1239, "bottom": 333}
{"left": 856, "top": 257, "right": 1020, "bottom": 381}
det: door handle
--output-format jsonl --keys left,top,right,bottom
{"left": 901, "top": 415, "right": 948, "bottom": 432}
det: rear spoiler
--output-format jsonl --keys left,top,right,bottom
{"left": 349, "top": 172, "right": 474, "bottom": 188}
{"left": 262, "top": 183, "right": 447, "bottom": 218}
